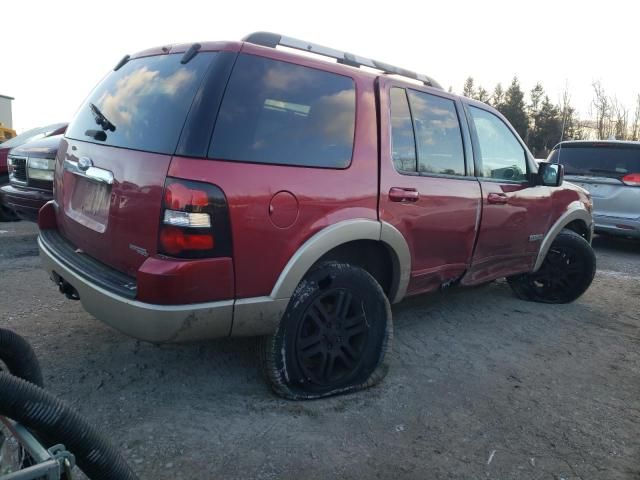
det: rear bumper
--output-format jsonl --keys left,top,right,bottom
{"left": 594, "top": 214, "right": 640, "bottom": 238}
{"left": 0, "top": 184, "right": 52, "bottom": 222}
{"left": 38, "top": 234, "right": 234, "bottom": 342}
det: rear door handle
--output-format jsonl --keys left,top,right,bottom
{"left": 389, "top": 187, "right": 419, "bottom": 202}
{"left": 487, "top": 192, "right": 508, "bottom": 205}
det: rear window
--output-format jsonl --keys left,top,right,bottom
{"left": 66, "top": 52, "right": 216, "bottom": 155}
{"left": 209, "top": 54, "right": 356, "bottom": 168}
{"left": 549, "top": 145, "right": 640, "bottom": 178}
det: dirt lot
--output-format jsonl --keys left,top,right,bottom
{"left": 1, "top": 221, "right": 638, "bottom": 479}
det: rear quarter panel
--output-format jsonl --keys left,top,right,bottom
{"left": 168, "top": 72, "right": 379, "bottom": 299}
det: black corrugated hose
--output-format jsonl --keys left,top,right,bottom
{"left": 0, "top": 328, "right": 138, "bottom": 480}
{"left": 0, "top": 327, "right": 44, "bottom": 387}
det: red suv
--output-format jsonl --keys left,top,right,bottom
{"left": 38, "top": 33, "right": 595, "bottom": 399}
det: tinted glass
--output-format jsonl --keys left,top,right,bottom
{"left": 469, "top": 106, "right": 527, "bottom": 182}
{"left": 408, "top": 91, "right": 465, "bottom": 176}
{"left": 549, "top": 145, "right": 640, "bottom": 178}
{"left": 66, "top": 53, "right": 216, "bottom": 155}
{"left": 210, "top": 55, "right": 355, "bottom": 168}
{"left": 1, "top": 123, "right": 66, "bottom": 149}
{"left": 390, "top": 88, "right": 416, "bottom": 172}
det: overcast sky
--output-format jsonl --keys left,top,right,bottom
{"left": 2, "top": 0, "right": 638, "bottom": 132}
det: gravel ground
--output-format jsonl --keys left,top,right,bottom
{"left": 1, "top": 221, "right": 639, "bottom": 479}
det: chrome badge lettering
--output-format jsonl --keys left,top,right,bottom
{"left": 129, "top": 244, "right": 149, "bottom": 257}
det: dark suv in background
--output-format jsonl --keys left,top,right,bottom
{"left": 549, "top": 140, "right": 640, "bottom": 238}
{"left": 1, "top": 134, "right": 64, "bottom": 221}
{"left": 38, "top": 33, "right": 595, "bottom": 399}
{"left": 0, "top": 123, "right": 67, "bottom": 221}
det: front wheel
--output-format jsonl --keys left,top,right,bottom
{"left": 259, "top": 262, "right": 393, "bottom": 400}
{"left": 507, "top": 229, "right": 596, "bottom": 304}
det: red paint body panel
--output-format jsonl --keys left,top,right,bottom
{"left": 136, "top": 256, "right": 234, "bottom": 304}
{"left": 0, "top": 149, "right": 8, "bottom": 177}
{"left": 54, "top": 138, "right": 172, "bottom": 277}
{"left": 168, "top": 71, "right": 378, "bottom": 298}
{"left": 44, "top": 37, "right": 593, "bottom": 314}
{"left": 377, "top": 79, "right": 482, "bottom": 296}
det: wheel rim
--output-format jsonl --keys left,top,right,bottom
{"left": 295, "top": 288, "right": 368, "bottom": 386}
{"left": 527, "top": 244, "right": 586, "bottom": 301}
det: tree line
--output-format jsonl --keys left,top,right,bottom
{"left": 457, "top": 77, "right": 640, "bottom": 158}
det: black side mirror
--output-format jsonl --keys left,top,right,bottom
{"left": 537, "top": 162, "right": 564, "bottom": 187}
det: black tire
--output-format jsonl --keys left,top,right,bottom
{"left": 507, "top": 229, "right": 596, "bottom": 303}
{"left": 0, "top": 372, "right": 138, "bottom": 480}
{"left": 0, "top": 328, "right": 44, "bottom": 387}
{"left": 259, "top": 262, "right": 393, "bottom": 400}
{"left": 0, "top": 204, "right": 19, "bottom": 222}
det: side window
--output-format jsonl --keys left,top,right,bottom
{"left": 390, "top": 88, "right": 417, "bottom": 172}
{"left": 209, "top": 54, "right": 356, "bottom": 168}
{"left": 469, "top": 106, "right": 528, "bottom": 182}
{"left": 407, "top": 90, "right": 466, "bottom": 176}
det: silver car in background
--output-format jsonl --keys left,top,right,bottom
{"left": 548, "top": 140, "right": 640, "bottom": 238}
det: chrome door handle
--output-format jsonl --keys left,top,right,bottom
{"left": 389, "top": 187, "right": 419, "bottom": 202}
{"left": 487, "top": 193, "right": 508, "bottom": 205}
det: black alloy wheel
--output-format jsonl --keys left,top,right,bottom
{"left": 508, "top": 229, "right": 596, "bottom": 304}
{"left": 260, "top": 262, "right": 392, "bottom": 399}
{"left": 295, "top": 289, "right": 369, "bottom": 386}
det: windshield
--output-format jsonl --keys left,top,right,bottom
{"left": 1, "top": 123, "right": 66, "bottom": 149}
{"left": 65, "top": 52, "right": 216, "bottom": 155}
{"left": 549, "top": 144, "right": 640, "bottom": 178}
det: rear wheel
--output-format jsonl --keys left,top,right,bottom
{"left": 259, "top": 262, "right": 392, "bottom": 399}
{"left": 507, "top": 229, "right": 596, "bottom": 303}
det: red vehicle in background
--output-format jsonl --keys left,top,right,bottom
{"left": 0, "top": 123, "right": 67, "bottom": 220}
{"left": 38, "top": 33, "right": 595, "bottom": 399}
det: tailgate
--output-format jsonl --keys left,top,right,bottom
{"left": 56, "top": 138, "right": 170, "bottom": 277}
{"left": 53, "top": 49, "right": 221, "bottom": 277}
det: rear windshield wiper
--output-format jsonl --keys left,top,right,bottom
{"left": 89, "top": 103, "right": 116, "bottom": 132}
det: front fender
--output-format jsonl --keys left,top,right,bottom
{"left": 533, "top": 202, "right": 593, "bottom": 272}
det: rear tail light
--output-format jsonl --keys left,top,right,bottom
{"left": 621, "top": 173, "right": 640, "bottom": 186}
{"left": 158, "top": 178, "right": 232, "bottom": 259}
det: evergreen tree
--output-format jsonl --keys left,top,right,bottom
{"left": 475, "top": 87, "right": 490, "bottom": 104}
{"left": 498, "top": 77, "right": 528, "bottom": 139}
{"left": 492, "top": 83, "right": 505, "bottom": 109}
{"left": 535, "top": 96, "right": 562, "bottom": 156}
{"left": 463, "top": 77, "right": 475, "bottom": 98}
{"left": 529, "top": 83, "right": 544, "bottom": 117}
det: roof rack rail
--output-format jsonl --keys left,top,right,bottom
{"left": 242, "top": 32, "right": 442, "bottom": 89}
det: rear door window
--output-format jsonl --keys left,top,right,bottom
{"left": 209, "top": 54, "right": 356, "bottom": 168}
{"left": 66, "top": 52, "right": 216, "bottom": 155}
{"left": 549, "top": 145, "right": 640, "bottom": 178}
{"left": 390, "top": 87, "right": 417, "bottom": 172}
{"left": 407, "top": 90, "right": 466, "bottom": 176}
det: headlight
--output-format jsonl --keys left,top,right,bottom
{"left": 28, "top": 157, "right": 55, "bottom": 181}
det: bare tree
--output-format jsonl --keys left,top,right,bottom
{"left": 631, "top": 94, "right": 640, "bottom": 141}
{"left": 611, "top": 98, "right": 628, "bottom": 140}
{"left": 591, "top": 81, "right": 611, "bottom": 139}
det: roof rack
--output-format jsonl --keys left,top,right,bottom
{"left": 242, "top": 32, "right": 442, "bottom": 89}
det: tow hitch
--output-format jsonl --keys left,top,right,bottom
{"left": 52, "top": 273, "right": 80, "bottom": 300}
